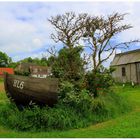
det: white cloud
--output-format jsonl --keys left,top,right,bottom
{"left": 32, "top": 38, "right": 43, "bottom": 47}
{"left": 0, "top": 1, "right": 139, "bottom": 67}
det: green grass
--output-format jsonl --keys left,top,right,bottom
{"left": 0, "top": 83, "right": 140, "bottom": 138}
{"left": 0, "top": 78, "right": 3, "bottom": 83}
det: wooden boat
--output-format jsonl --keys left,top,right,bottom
{"left": 4, "top": 73, "right": 59, "bottom": 108}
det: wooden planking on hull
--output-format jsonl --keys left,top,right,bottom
{"left": 4, "top": 73, "right": 59, "bottom": 107}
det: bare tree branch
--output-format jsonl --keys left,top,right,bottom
{"left": 48, "top": 12, "right": 88, "bottom": 49}
{"left": 82, "top": 12, "right": 140, "bottom": 71}
{"left": 46, "top": 46, "right": 57, "bottom": 57}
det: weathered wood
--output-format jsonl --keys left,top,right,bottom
{"left": 136, "top": 62, "right": 140, "bottom": 84}
{"left": 4, "top": 73, "right": 59, "bottom": 107}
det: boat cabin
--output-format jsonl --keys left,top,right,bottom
{"left": 15, "top": 63, "right": 51, "bottom": 78}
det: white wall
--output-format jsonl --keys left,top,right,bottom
{"left": 112, "top": 63, "right": 137, "bottom": 83}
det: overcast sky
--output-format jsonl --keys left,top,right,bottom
{"left": 0, "top": 1, "right": 140, "bottom": 67}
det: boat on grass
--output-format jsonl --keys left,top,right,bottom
{"left": 4, "top": 73, "right": 59, "bottom": 109}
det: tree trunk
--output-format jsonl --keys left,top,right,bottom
{"left": 92, "top": 69, "right": 99, "bottom": 97}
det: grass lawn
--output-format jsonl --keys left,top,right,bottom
{"left": 0, "top": 83, "right": 140, "bottom": 138}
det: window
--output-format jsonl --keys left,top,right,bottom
{"left": 122, "top": 67, "right": 126, "bottom": 76}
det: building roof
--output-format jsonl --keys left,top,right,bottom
{"left": 111, "top": 49, "right": 140, "bottom": 66}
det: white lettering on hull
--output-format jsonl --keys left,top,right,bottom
{"left": 13, "top": 80, "right": 24, "bottom": 89}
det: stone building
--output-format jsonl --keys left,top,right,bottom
{"left": 110, "top": 49, "right": 140, "bottom": 84}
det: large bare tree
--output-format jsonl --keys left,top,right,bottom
{"left": 48, "top": 12, "right": 88, "bottom": 82}
{"left": 48, "top": 12, "right": 87, "bottom": 48}
{"left": 82, "top": 13, "right": 139, "bottom": 72}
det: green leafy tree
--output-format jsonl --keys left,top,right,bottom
{"left": 51, "top": 47, "right": 85, "bottom": 89}
{"left": 19, "top": 57, "right": 48, "bottom": 66}
{"left": 8, "top": 62, "right": 19, "bottom": 68}
{"left": 0, "top": 51, "right": 12, "bottom": 67}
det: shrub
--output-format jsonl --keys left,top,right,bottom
{"left": 85, "top": 66, "right": 115, "bottom": 97}
{"left": 59, "top": 81, "right": 93, "bottom": 114}
{"left": 50, "top": 47, "right": 85, "bottom": 88}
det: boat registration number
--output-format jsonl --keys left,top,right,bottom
{"left": 13, "top": 80, "right": 24, "bottom": 90}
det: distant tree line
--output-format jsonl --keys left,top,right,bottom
{"left": 0, "top": 52, "right": 49, "bottom": 68}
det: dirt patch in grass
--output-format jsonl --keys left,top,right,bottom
{"left": 0, "top": 83, "right": 4, "bottom": 92}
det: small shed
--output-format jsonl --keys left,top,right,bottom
{"left": 110, "top": 49, "right": 140, "bottom": 84}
